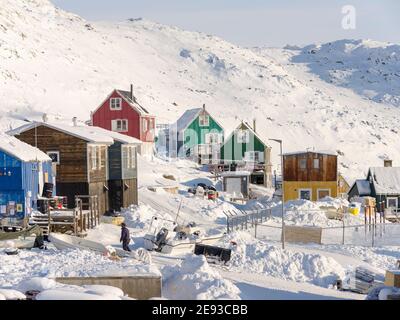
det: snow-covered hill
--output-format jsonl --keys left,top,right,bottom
{"left": 1, "top": 0, "right": 400, "bottom": 182}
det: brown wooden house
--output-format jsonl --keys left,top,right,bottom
{"left": 283, "top": 151, "right": 338, "bottom": 202}
{"left": 8, "top": 120, "right": 114, "bottom": 215}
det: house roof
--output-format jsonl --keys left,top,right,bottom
{"left": 369, "top": 167, "right": 400, "bottom": 195}
{"left": 0, "top": 133, "right": 51, "bottom": 162}
{"left": 350, "top": 179, "right": 372, "bottom": 196}
{"left": 283, "top": 150, "right": 337, "bottom": 157}
{"left": 116, "top": 90, "right": 151, "bottom": 115}
{"left": 220, "top": 171, "right": 251, "bottom": 177}
{"left": 91, "top": 89, "right": 153, "bottom": 118}
{"left": 7, "top": 122, "right": 114, "bottom": 145}
{"left": 174, "top": 107, "right": 225, "bottom": 133}
{"left": 86, "top": 126, "right": 142, "bottom": 145}
{"left": 175, "top": 108, "right": 203, "bottom": 132}
{"left": 226, "top": 121, "right": 270, "bottom": 148}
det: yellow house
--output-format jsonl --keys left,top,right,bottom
{"left": 283, "top": 151, "right": 338, "bottom": 202}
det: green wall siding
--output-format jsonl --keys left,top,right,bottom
{"left": 183, "top": 114, "right": 224, "bottom": 151}
{"left": 221, "top": 125, "right": 265, "bottom": 162}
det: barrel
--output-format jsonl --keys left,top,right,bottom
{"left": 42, "top": 183, "right": 54, "bottom": 198}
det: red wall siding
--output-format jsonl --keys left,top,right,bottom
{"left": 92, "top": 90, "right": 141, "bottom": 140}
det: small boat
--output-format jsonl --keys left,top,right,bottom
{"left": 0, "top": 225, "right": 42, "bottom": 241}
{"left": 0, "top": 236, "right": 37, "bottom": 249}
{"left": 143, "top": 217, "right": 225, "bottom": 255}
{"left": 48, "top": 233, "right": 108, "bottom": 254}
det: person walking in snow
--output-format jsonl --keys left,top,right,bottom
{"left": 120, "top": 223, "right": 131, "bottom": 252}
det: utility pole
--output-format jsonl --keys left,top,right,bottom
{"left": 269, "top": 139, "right": 285, "bottom": 250}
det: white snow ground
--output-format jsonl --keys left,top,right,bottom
{"left": 1, "top": 0, "right": 400, "bottom": 300}
{"left": 1, "top": 155, "right": 399, "bottom": 300}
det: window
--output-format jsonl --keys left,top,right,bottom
{"left": 205, "top": 133, "right": 223, "bottom": 144}
{"left": 299, "top": 158, "right": 307, "bottom": 170}
{"left": 98, "top": 147, "right": 104, "bottom": 169}
{"left": 110, "top": 98, "right": 122, "bottom": 110}
{"left": 236, "top": 130, "right": 250, "bottom": 143}
{"left": 245, "top": 151, "right": 264, "bottom": 162}
{"left": 317, "top": 189, "right": 330, "bottom": 200}
{"left": 90, "top": 146, "right": 97, "bottom": 171}
{"left": 142, "top": 118, "right": 148, "bottom": 132}
{"left": 299, "top": 189, "right": 312, "bottom": 201}
{"left": 313, "top": 158, "right": 320, "bottom": 169}
{"left": 199, "top": 114, "right": 209, "bottom": 127}
{"left": 129, "top": 146, "right": 136, "bottom": 169}
{"left": 387, "top": 197, "right": 398, "bottom": 209}
{"left": 47, "top": 151, "right": 60, "bottom": 164}
{"left": 111, "top": 119, "right": 128, "bottom": 132}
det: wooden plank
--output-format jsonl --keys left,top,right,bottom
{"left": 385, "top": 270, "right": 400, "bottom": 288}
{"left": 283, "top": 225, "right": 323, "bottom": 244}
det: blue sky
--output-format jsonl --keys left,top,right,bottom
{"left": 51, "top": 0, "right": 400, "bottom": 47}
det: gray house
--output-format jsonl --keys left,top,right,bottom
{"left": 90, "top": 127, "right": 142, "bottom": 211}
{"left": 348, "top": 160, "right": 400, "bottom": 211}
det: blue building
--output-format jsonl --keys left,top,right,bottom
{"left": 0, "top": 134, "right": 53, "bottom": 225}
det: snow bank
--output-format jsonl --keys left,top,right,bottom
{"left": 162, "top": 255, "right": 240, "bottom": 300}
{"left": 2, "top": 277, "right": 129, "bottom": 300}
{"left": 0, "top": 248, "right": 159, "bottom": 288}
{"left": 0, "top": 289, "right": 26, "bottom": 300}
{"left": 223, "top": 232, "right": 346, "bottom": 288}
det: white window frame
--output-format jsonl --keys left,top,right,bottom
{"left": 236, "top": 130, "right": 250, "bottom": 144}
{"left": 142, "top": 118, "right": 148, "bottom": 132}
{"left": 90, "top": 146, "right": 97, "bottom": 171}
{"left": 98, "top": 146, "right": 103, "bottom": 170}
{"left": 313, "top": 158, "right": 320, "bottom": 169}
{"left": 47, "top": 151, "right": 60, "bottom": 165}
{"left": 130, "top": 146, "right": 136, "bottom": 169}
{"left": 299, "top": 158, "right": 307, "bottom": 170}
{"left": 110, "top": 98, "right": 122, "bottom": 110}
{"left": 205, "top": 133, "right": 222, "bottom": 145}
{"left": 298, "top": 188, "right": 312, "bottom": 201}
{"left": 387, "top": 197, "right": 398, "bottom": 209}
{"left": 317, "top": 189, "right": 331, "bottom": 200}
{"left": 199, "top": 114, "right": 210, "bottom": 127}
{"left": 112, "top": 119, "right": 128, "bottom": 132}
{"left": 244, "top": 151, "right": 264, "bottom": 162}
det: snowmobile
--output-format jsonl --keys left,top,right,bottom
{"left": 143, "top": 217, "right": 225, "bottom": 255}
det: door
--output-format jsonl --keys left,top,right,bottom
{"left": 317, "top": 189, "right": 331, "bottom": 200}
{"left": 38, "top": 163, "right": 44, "bottom": 197}
{"left": 226, "top": 177, "right": 242, "bottom": 196}
{"left": 387, "top": 197, "right": 398, "bottom": 210}
{"left": 299, "top": 189, "right": 312, "bottom": 201}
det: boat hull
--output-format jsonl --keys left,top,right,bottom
{"left": 0, "top": 236, "right": 36, "bottom": 249}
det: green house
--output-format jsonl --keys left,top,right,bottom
{"left": 221, "top": 121, "right": 273, "bottom": 186}
{"left": 173, "top": 105, "right": 224, "bottom": 164}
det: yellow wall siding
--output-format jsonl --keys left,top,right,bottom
{"left": 283, "top": 181, "right": 338, "bottom": 202}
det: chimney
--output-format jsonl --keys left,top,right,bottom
{"left": 42, "top": 113, "right": 48, "bottom": 123}
{"left": 253, "top": 119, "right": 256, "bottom": 133}
{"left": 203, "top": 103, "right": 206, "bottom": 111}
{"left": 384, "top": 159, "right": 393, "bottom": 167}
{"left": 130, "top": 84, "right": 137, "bottom": 103}
{"left": 72, "top": 117, "right": 78, "bottom": 127}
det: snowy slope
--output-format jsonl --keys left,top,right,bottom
{"left": 1, "top": 0, "right": 400, "bottom": 182}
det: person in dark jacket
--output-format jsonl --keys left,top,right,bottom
{"left": 120, "top": 223, "right": 131, "bottom": 252}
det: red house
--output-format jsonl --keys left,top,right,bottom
{"left": 91, "top": 85, "right": 155, "bottom": 155}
